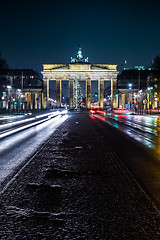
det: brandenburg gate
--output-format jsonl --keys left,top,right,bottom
{"left": 41, "top": 46, "right": 118, "bottom": 109}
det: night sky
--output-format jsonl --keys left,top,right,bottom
{"left": 1, "top": 0, "right": 160, "bottom": 75}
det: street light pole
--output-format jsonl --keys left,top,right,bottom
{"left": 17, "top": 89, "right": 21, "bottom": 114}
{"left": 148, "top": 86, "right": 153, "bottom": 114}
{"left": 21, "top": 71, "right": 23, "bottom": 90}
{"left": 128, "top": 83, "right": 132, "bottom": 110}
{"left": 7, "top": 86, "right": 12, "bottom": 114}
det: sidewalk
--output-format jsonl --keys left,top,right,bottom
{"left": 0, "top": 113, "right": 160, "bottom": 239}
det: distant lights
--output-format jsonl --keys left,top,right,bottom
{"left": 49, "top": 98, "right": 56, "bottom": 103}
{"left": 128, "top": 83, "right": 132, "bottom": 89}
{"left": 148, "top": 87, "right": 153, "bottom": 90}
{"left": 135, "top": 66, "right": 145, "bottom": 70}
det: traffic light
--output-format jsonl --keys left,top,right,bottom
{"left": 94, "top": 93, "right": 98, "bottom": 97}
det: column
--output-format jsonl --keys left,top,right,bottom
{"left": 40, "top": 91, "right": 42, "bottom": 109}
{"left": 26, "top": 92, "right": 31, "bottom": 110}
{"left": 30, "top": 92, "right": 33, "bottom": 110}
{"left": 111, "top": 77, "right": 118, "bottom": 108}
{"left": 42, "top": 78, "right": 49, "bottom": 109}
{"left": 69, "top": 79, "right": 74, "bottom": 109}
{"left": 56, "top": 79, "right": 61, "bottom": 108}
{"left": 32, "top": 93, "right": 35, "bottom": 110}
{"left": 46, "top": 79, "right": 49, "bottom": 109}
{"left": 98, "top": 79, "right": 104, "bottom": 109}
{"left": 86, "top": 78, "right": 91, "bottom": 109}
{"left": 111, "top": 78, "right": 113, "bottom": 109}
{"left": 35, "top": 93, "right": 38, "bottom": 109}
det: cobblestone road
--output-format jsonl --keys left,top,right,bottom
{"left": 0, "top": 113, "right": 160, "bottom": 239}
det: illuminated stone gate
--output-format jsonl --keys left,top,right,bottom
{"left": 41, "top": 46, "right": 118, "bottom": 109}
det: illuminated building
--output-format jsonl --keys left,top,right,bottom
{"left": 42, "top": 46, "right": 118, "bottom": 109}
{"left": 117, "top": 67, "right": 159, "bottom": 111}
{"left": 0, "top": 69, "right": 43, "bottom": 113}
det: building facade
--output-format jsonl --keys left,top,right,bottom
{"left": 41, "top": 46, "right": 118, "bottom": 109}
{"left": 0, "top": 69, "right": 43, "bottom": 113}
{"left": 117, "top": 68, "right": 160, "bottom": 111}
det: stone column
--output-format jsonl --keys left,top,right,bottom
{"left": 86, "top": 78, "right": 91, "bottom": 109}
{"left": 42, "top": 78, "right": 49, "bottom": 109}
{"left": 35, "top": 92, "right": 38, "bottom": 109}
{"left": 40, "top": 91, "right": 42, "bottom": 109}
{"left": 111, "top": 77, "right": 118, "bottom": 108}
{"left": 27, "top": 92, "right": 31, "bottom": 110}
{"left": 98, "top": 79, "right": 104, "bottom": 109}
{"left": 46, "top": 79, "right": 49, "bottom": 109}
{"left": 56, "top": 79, "right": 61, "bottom": 108}
{"left": 32, "top": 93, "right": 35, "bottom": 110}
{"left": 111, "top": 78, "right": 113, "bottom": 109}
{"left": 69, "top": 79, "right": 74, "bottom": 109}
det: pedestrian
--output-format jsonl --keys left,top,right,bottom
{"left": 135, "top": 106, "right": 137, "bottom": 114}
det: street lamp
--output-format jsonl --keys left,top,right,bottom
{"left": 7, "top": 86, "right": 12, "bottom": 114}
{"left": 17, "top": 89, "right": 21, "bottom": 114}
{"left": 148, "top": 86, "right": 153, "bottom": 114}
{"left": 21, "top": 94, "right": 25, "bottom": 113}
{"left": 128, "top": 83, "right": 132, "bottom": 109}
{"left": 137, "top": 90, "right": 143, "bottom": 114}
{"left": 128, "top": 83, "right": 132, "bottom": 89}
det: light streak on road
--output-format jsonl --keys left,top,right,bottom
{"left": 0, "top": 115, "right": 24, "bottom": 120}
{"left": 91, "top": 112, "right": 160, "bottom": 153}
{"left": 0, "top": 110, "right": 65, "bottom": 130}
{"left": 0, "top": 114, "right": 68, "bottom": 186}
{"left": 0, "top": 118, "right": 49, "bottom": 139}
{"left": 0, "top": 110, "right": 68, "bottom": 139}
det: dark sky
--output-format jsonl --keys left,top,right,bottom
{"left": 1, "top": 0, "right": 160, "bottom": 75}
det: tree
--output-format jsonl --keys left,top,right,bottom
{"left": 0, "top": 52, "right": 9, "bottom": 87}
{"left": 152, "top": 56, "right": 160, "bottom": 71}
{"left": 0, "top": 52, "right": 8, "bottom": 71}
{"left": 151, "top": 56, "right": 160, "bottom": 83}
{"left": 151, "top": 56, "right": 160, "bottom": 110}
